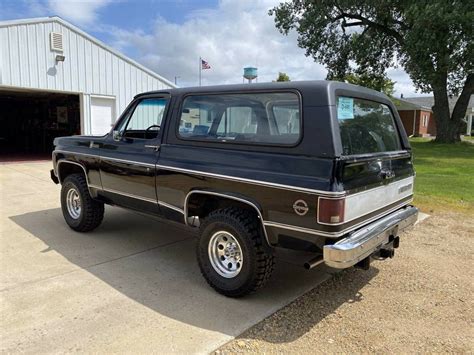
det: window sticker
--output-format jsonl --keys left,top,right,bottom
{"left": 337, "top": 97, "right": 354, "bottom": 120}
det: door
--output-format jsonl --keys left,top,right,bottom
{"left": 98, "top": 96, "right": 169, "bottom": 211}
{"left": 90, "top": 96, "right": 115, "bottom": 135}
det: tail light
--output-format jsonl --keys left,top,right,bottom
{"left": 318, "top": 197, "right": 345, "bottom": 224}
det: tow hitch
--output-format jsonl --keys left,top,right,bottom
{"left": 374, "top": 235, "right": 400, "bottom": 260}
{"left": 355, "top": 235, "right": 400, "bottom": 270}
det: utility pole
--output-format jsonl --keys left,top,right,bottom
{"left": 174, "top": 76, "right": 180, "bottom": 85}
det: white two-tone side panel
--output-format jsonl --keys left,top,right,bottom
{"left": 344, "top": 176, "right": 414, "bottom": 223}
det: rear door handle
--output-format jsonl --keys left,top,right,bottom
{"left": 90, "top": 142, "right": 100, "bottom": 149}
{"left": 144, "top": 145, "right": 160, "bottom": 151}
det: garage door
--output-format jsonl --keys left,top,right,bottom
{"left": 90, "top": 96, "right": 115, "bottom": 135}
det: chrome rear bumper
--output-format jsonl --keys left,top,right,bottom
{"left": 323, "top": 206, "right": 418, "bottom": 269}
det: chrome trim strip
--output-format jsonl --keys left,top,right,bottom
{"left": 184, "top": 190, "right": 271, "bottom": 245}
{"left": 53, "top": 150, "right": 155, "bottom": 168}
{"left": 100, "top": 156, "right": 155, "bottom": 168}
{"left": 102, "top": 188, "right": 185, "bottom": 213}
{"left": 263, "top": 221, "right": 339, "bottom": 237}
{"left": 157, "top": 164, "right": 343, "bottom": 196}
{"left": 53, "top": 159, "right": 89, "bottom": 187}
{"left": 100, "top": 187, "right": 157, "bottom": 204}
{"left": 89, "top": 184, "right": 102, "bottom": 190}
{"left": 158, "top": 201, "right": 185, "bottom": 214}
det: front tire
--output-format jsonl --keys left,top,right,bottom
{"left": 197, "top": 208, "right": 274, "bottom": 297}
{"left": 61, "top": 173, "right": 104, "bottom": 232}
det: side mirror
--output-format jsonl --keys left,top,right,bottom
{"left": 113, "top": 130, "right": 122, "bottom": 141}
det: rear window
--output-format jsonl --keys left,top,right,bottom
{"left": 337, "top": 97, "right": 402, "bottom": 155}
{"left": 178, "top": 92, "right": 301, "bottom": 145}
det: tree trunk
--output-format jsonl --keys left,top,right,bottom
{"left": 432, "top": 74, "right": 473, "bottom": 143}
{"left": 432, "top": 96, "right": 460, "bottom": 143}
{"left": 431, "top": 75, "right": 459, "bottom": 143}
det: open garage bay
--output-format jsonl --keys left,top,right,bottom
{"left": 0, "top": 90, "right": 80, "bottom": 162}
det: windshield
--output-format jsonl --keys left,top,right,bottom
{"left": 337, "top": 97, "right": 402, "bottom": 155}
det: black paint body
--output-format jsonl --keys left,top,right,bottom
{"left": 52, "top": 81, "right": 414, "bottom": 251}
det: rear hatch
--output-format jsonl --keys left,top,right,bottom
{"left": 334, "top": 96, "right": 414, "bottom": 227}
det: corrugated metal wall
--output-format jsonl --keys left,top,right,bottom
{"left": 0, "top": 18, "right": 173, "bottom": 134}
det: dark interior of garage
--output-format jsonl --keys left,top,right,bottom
{"left": 0, "top": 90, "right": 80, "bottom": 162}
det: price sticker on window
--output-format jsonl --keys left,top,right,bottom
{"left": 337, "top": 97, "right": 354, "bottom": 119}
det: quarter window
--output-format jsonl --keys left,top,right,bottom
{"left": 178, "top": 92, "right": 301, "bottom": 145}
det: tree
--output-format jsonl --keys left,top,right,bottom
{"left": 276, "top": 72, "right": 291, "bottom": 81}
{"left": 344, "top": 72, "right": 395, "bottom": 97}
{"left": 269, "top": 1, "right": 473, "bottom": 143}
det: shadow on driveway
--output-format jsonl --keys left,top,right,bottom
{"left": 9, "top": 207, "right": 376, "bottom": 342}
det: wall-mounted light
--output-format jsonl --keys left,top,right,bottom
{"left": 55, "top": 54, "right": 66, "bottom": 63}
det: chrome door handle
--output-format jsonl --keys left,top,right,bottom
{"left": 90, "top": 142, "right": 100, "bottom": 148}
{"left": 144, "top": 145, "right": 160, "bottom": 151}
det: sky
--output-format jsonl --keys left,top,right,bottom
{"left": 0, "top": 0, "right": 428, "bottom": 97}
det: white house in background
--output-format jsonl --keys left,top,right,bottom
{"left": 0, "top": 16, "right": 175, "bottom": 158}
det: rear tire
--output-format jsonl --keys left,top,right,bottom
{"left": 197, "top": 207, "right": 274, "bottom": 297}
{"left": 61, "top": 173, "right": 104, "bottom": 232}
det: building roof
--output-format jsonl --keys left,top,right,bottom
{"left": 0, "top": 16, "right": 176, "bottom": 88}
{"left": 392, "top": 98, "right": 431, "bottom": 111}
{"left": 395, "top": 95, "right": 474, "bottom": 114}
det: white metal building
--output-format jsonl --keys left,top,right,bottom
{"left": 0, "top": 16, "right": 175, "bottom": 159}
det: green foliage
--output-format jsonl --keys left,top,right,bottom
{"left": 410, "top": 138, "right": 474, "bottom": 213}
{"left": 269, "top": 0, "right": 472, "bottom": 95}
{"left": 276, "top": 72, "right": 291, "bottom": 82}
{"left": 269, "top": 1, "right": 473, "bottom": 143}
{"left": 344, "top": 72, "right": 395, "bottom": 96}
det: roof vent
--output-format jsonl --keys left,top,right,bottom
{"left": 50, "top": 32, "right": 63, "bottom": 52}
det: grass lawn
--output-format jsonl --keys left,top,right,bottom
{"left": 410, "top": 137, "right": 474, "bottom": 214}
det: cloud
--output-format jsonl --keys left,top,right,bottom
{"left": 387, "top": 67, "right": 431, "bottom": 98}
{"left": 47, "top": 0, "right": 111, "bottom": 25}
{"left": 107, "top": 0, "right": 327, "bottom": 87}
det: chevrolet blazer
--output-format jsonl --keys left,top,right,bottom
{"left": 51, "top": 81, "right": 418, "bottom": 297}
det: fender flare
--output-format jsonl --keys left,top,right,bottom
{"left": 184, "top": 190, "right": 272, "bottom": 246}
{"left": 56, "top": 159, "right": 97, "bottom": 196}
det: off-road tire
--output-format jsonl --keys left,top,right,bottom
{"left": 61, "top": 173, "right": 104, "bottom": 232}
{"left": 197, "top": 207, "right": 274, "bottom": 297}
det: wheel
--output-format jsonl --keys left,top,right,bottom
{"left": 61, "top": 173, "right": 104, "bottom": 232}
{"left": 197, "top": 208, "right": 274, "bottom": 297}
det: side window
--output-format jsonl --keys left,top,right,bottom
{"left": 217, "top": 106, "right": 257, "bottom": 137}
{"left": 272, "top": 105, "right": 300, "bottom": 135}
{"left": 117, "top": 98, "right": 168, "bottom": 140}
{"left": 178, "top": 92, "right": 301, "bottom": 145}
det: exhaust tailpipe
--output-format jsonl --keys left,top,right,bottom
{"left": 304, "top": 255, "right": 324, "bottom": 270}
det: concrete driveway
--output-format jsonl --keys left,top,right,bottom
{"left": 1, "top": 161, "right": 337, "bottom": 353}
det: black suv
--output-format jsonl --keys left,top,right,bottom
{"left": 51, "top": 81, "right": 418, "bottom": 297}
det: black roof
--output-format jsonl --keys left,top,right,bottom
{"left": 135, "top": 80, "right": 392, "bottom": 107}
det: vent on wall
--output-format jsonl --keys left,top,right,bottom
{"left": 50, "top": 32, "right": 63, "bottom": 52}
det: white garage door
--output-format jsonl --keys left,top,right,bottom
{"left": 90, "top": 96, "right": 116, "bottom": 135}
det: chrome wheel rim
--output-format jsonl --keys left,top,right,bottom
{"left": 208, "top": 231, "right": 243, "bottom": 278}
{"left": 66, "top": 187, "right": 81, "bottom": 219}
